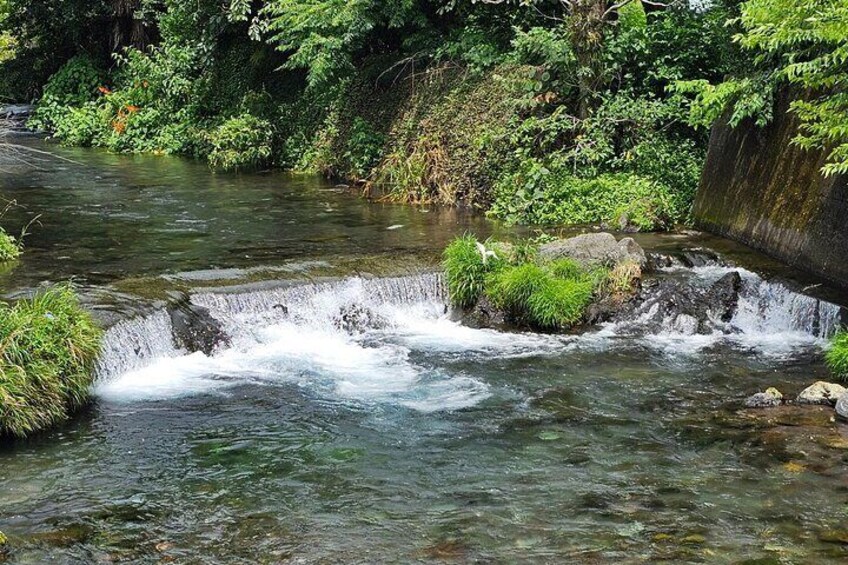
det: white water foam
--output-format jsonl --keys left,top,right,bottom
{"left": 95, "top": 269, "right": 843, "bottom": 405}
{"left": 96, "top": 275, "right": 560, "bottom": 410}
{"left": 609, "top": 265, "right": 843, "bottom": 358}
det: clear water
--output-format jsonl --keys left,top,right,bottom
{"left": 2, "top": 138, "right": 848, "bottom": 564}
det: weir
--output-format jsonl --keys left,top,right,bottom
{"left": 95, "top": 266, "right": 843, "bottom": 394}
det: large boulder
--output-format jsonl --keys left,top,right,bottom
{"left": 539, "top": 233, "right": 646, "bottom": 269}
{"left": 796, "top": 381, "right": 847, "bottom": 406}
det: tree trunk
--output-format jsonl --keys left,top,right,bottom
{"left": 570, "top": 0, "right": 607, "bottom": 119}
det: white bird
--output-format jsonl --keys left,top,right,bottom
{"left": 475, "top": 241, "right": 498, "bottom": 265}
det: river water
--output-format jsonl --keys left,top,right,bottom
{"left": 1, "top": 137, "right": 848, "bottom": 563}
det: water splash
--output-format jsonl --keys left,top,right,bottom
{"left": 94, "top": 268, "right": 843, "bottom": 405}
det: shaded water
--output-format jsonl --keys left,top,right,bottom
{"left": 2, "top": 139, "right": 848, "bottom": 563}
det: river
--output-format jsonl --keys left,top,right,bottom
{"left": 1, "top": 136, "right": 848, "bottom": 563}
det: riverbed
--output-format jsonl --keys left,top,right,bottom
{"left": 2, "top": 137, "right": 848, "bottom": 563}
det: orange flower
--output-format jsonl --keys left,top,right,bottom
{"left": 125, "top": 105, "right": 140, "bottom": 113}
{"left": 97, "top": 86, "right": 111, "bottom": 95}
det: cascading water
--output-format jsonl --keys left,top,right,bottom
{"left": 94, "top": 266, "right": 844, "bottom": 407}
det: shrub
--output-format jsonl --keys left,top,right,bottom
{"left": 490, "top": 165, "right": 675, "bottom": 231}
{"left": 0, "top": 229, "right": 20, "bottom": 262}
{"left": 208, "top": 114, "right": 274, "bottom": 171}
{"left": 0, "top": 285, "right": 102, "bottom": 438}
{"left": 29, "top": 56, "right": 104, "bottom": 132}
{"left": 826, "top": 331, "right": 848, "bottom": 381}
{"left": 442, "top": 234, "right": 504, "bottom": 308}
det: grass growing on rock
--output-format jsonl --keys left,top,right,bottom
{"left": 444, "top": 235, "right": 609, "bottom": 331}
{"left": 0, "top": 285, "right": 102, "bottom": 438}
{"left": 826, "top": 331, "right": 848, "bottom": 381}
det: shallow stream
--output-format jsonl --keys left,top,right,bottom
{"left": 2, "top": 137, "right": 848, "bottom": 563}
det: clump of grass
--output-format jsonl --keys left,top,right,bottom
{"left": 487, "top": 263, "right": 595, "bottom": 330}
{"left": 442, "top": 234, "right": 504, "bottom": 308}
{"left": 826, "top": 330, "right": 848, "bottom": 381}
{"left": 0, "top": 285, "right": 102, "bottom": 438}
{"left": 0, "top": 228, "right": 21, "bottom": 262}
{"left": 600, "top": 260, "right": 642, "bottom": 296}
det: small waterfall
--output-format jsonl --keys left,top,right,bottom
{"left": 95, "top": 311, "right": 183, "bottom": 378}
{"left": 731, "top": 269, "right": 842, "bottom": 338}
{"left": 96, "top": 274, "right": 447, "bottom": 382}
{"left": 93, "top": 267, "right": 844, "bottom": 402}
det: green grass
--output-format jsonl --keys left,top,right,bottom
{"left": 486, "top": 263, "right": 595, "bottom": 330}
{"left": 0, "top": 229, "right": 21, "bottom": 262}
{"left": 0, "top": 285, "right": 102, "bottom": 438}
{"left": 826, "top": 331, "right": 848, "bottom": 381}
{"left": 442, "top": 234, "right": 504, "bottom": 308}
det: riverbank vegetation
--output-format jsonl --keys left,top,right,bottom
{"left": 0, "top": 285, "right": 102, "bottom": 438}
{"left": 2, "top": 1, "right": 845, "bottom": 227}
{"left": 1, "top": 0, "right": 746, "bottom": 230}
{"left": 0, "top": 228, "right": 19, "bottom": 262}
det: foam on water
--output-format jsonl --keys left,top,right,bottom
{"left": 95, "top": 268, "right": 843, "bottom": 407}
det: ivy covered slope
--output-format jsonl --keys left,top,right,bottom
{"left": 2, "top": 0, "right": 743, "bottom": 231}
{"left": 442, "top": 234, "right": 642, "bottom": 331}
{"left": 0, "top": 286, "right": 103, "bottom": 438}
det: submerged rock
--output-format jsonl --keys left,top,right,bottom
{"left": 745, "top": 387, "right": 784, "bottom": 408}
{"left": 538, "top": 233, "right": 646, "bottom": 268}
{"left": 796, "top": 381, "right": 847, "bottom": 406}
{"left": 168, "top": 299, "right": 230, "bottom": 356}
{"left": 333, "top": 304, "right": 386, "bottom": 333}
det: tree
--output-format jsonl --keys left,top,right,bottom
{"left": 736, "top": 0, "right": 848, "bottom": 176}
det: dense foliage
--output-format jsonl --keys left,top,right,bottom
{"left": 0, "top": 286, "right": 103, "bottom": 438}
{"left": 6, "top": 0, "right": 820, "bottom": 227}
{"left": 0, "top": 228, "right": 19, "bottom": 262}
{"left": 677, "top": 0, "right": 848, "bottom": 176}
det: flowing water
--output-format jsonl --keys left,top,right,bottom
{"left": 2, "top": 137, "right": 848, "bottom": 563}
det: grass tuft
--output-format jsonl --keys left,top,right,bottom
{"left": 487, "top": 263, "right": 595, "bottom": 330}
{"left": 443, "top": 234, "right": 504, "bottom": 308}
{"left": 826, "top": 330, "right": 848, "bottom": 382}
{"left": 0, "top": 285, "right": 103, "bottom": 438}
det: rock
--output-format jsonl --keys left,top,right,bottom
{"left": 836, "top": 393, "right": 848, "bottom": 420}
{"left": 617, "top": 237, "right": 647, "bottom": 268}
{"left": 745, "top": 387, "right": 784, "bottom": 408}
{"left": 454, "top": 295, "right": 506, "bottom": 329}
{"left": 796, "top": 381, "right": 847, "bottom": 406}
{"left": 538, "top": 233, "right": 646, "bottom": 268}
{"left": 168, "top": 299, "right": 230, "bottom": 356}
{"left": 333, "top": 304, "right": 386, "bottom": 333}
{"left": 609, "top": 270, "right": 744, "bottom": 335}
{"left": 679, "top": 248, "right": 726, "bottom": 268}
{"left": 703, "top": 271, "right": 742, "bottom": 322}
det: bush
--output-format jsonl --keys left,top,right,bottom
{"left": 826, "top": 331, "right": 848, "bottom": 381}
{"left": 0, "top": 229, "right": 20, "bottom": 262}
{"left": 442, "top": 234, "right": 504, "bottom": 308}
{"left": 490, "top": 164, "right": 675, "bottom": 231}
{"left": 29, "top": 56, "right": 104, "bottom": 132}
{"left": 0, "top": 285, "right": 102, "bottom": 438}
{"left": 208, "top": 114, "right": 274, "bottom": 171}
